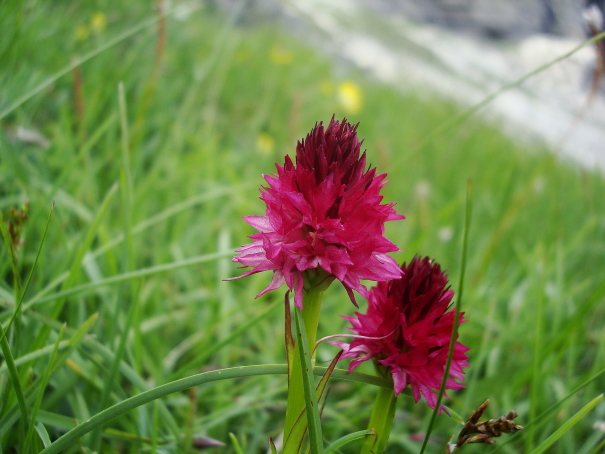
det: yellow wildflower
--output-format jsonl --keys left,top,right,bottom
{"left": 91, "top": 12, "right": 107, "bottom": 33}
{"left": 256, "top": 133, "right": 275, "bottom": 155}
{"left": 337, "top": 81, "right": 362, "bottom": 114}
{"left": 269, "top": 46, "right": 293, "bottom": 65}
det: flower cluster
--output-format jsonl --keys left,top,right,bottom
{"left": 230, "top": 117, "right": 404, "bottom": 309}
{"left": 334, "top": 256, "right": 469, "bottom": 409}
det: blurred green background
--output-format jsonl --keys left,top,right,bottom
{"left": 1, "top": 1, "right": 605, "bottom": 453}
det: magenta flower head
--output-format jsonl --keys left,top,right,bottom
{"left": 334, "top": 256, "right": 469, "bottom": 409}
{"left": 229, "top": 117, "right": 404, "bottom": 309}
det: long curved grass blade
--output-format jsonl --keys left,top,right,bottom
{"left": 527, "top": 394, "right": 603, "bottom": 454}
{"left": 324, "top": 430, "right": 374, "bottom": 454}
{"left": 420, "top": 180, "right": 473, "bottom": 454}
{"left": 294, "top": 309, "right": 324, "bottom": 454}
{"left": 37, "top": 363, "right": 396, "bottom": 454}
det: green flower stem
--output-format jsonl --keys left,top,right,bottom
{"left": 283, "top": 268, "right": 334, "bottom": 454}
{"left": 283, "top": 280, "right": 326, "bottom": 453}
{"left": 360, "top": 386, "right": 398, "bottom": 454}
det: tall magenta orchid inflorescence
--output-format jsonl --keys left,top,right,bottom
{"left": 230, "top": 117, "right": 404, "bottom": 309}
{"left": 334, "top": 256, "right": 469, "bottom": 409}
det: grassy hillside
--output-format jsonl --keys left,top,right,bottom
{"left": 1, "top": 2, "right": 604, "bottom": 453}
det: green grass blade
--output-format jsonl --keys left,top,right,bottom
{"left": 230, "top": 433, "right": 245, "bottom": 454}
{"left": 294, "top": 309, "right": 324, "bottom": 454}
{"left": 324, "top": 430, "right": 374, "bottom": 454}
{"left": 23, "top": 324, "right": 65, "bottom": 453}
{"left": 527, "top": 394, "right": 603, "bottom": 454}
{"left": 34, "top": 422, "right": 52, "bottom": 449}
{"left": 0, "top": 339, "right": 73, "bottom": 374}
{"left": 420, "top": 180, "right": 473, "bottom": 454}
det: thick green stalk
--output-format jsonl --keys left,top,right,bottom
{"left": 359, "top": 386, "right": 398, "bottom": 454}
{"left": 283, "top": 271, "right": 332, "bottom": 454}
{"left": 283, "top": 287, "right": 323, "bottom": 449}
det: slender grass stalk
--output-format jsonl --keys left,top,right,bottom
{"left": 419, "top": 180, "right": 473, "bottom": 454}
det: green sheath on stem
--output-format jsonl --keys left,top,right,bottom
{"left": 360, "top": 386, "right": 398, "bottom": 454}
{"left": 283, "top": 270, "right": 332, "bottom": 454}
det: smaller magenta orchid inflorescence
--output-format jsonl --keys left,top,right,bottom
{"left": 334, "top": 256, "right": 469, "bottom": 409}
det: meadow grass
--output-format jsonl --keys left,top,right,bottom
{"left": 1, "top": 1, "right": 605, "bottom": 453}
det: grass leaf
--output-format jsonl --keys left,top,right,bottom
{"left": 527, "top": 394, "right": 604, "bottom": 454}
